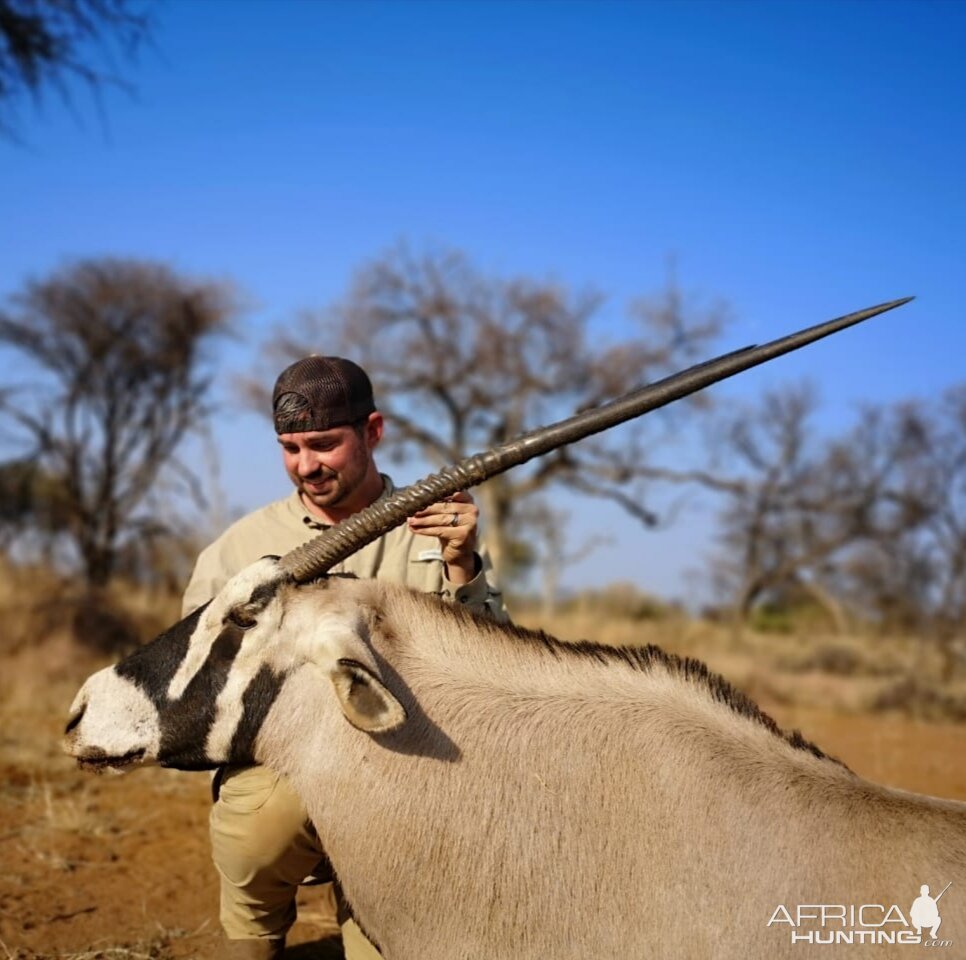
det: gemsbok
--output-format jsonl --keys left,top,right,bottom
{"left": 66, "top": 298, "right": 966, "bottom": 958}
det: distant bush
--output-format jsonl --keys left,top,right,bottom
{"left": 555, "top": 582, "right": 677, "bottom": 621}
{"left": 873, "top": 678, "right": 966, "bottom": 723}
{"left": 748, "top": 596, "right": 846, "bottom": 635}
{"left": 0, "top": 553, "right": 181, "bottom": 657}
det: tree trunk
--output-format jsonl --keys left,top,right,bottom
{"left": 83, "top": 543, "right": 114, "bottom": 589}
{"left": 798, "top": 579, "right": 849, "bottom": 635}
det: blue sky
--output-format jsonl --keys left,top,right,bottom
{"left": 1, "top": 0, "right": 964, "bottom": 602}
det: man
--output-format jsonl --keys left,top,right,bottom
{"left": 182, "top": 356, "right": 506, "bottom": 960}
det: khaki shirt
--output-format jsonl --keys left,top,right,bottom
{"left": 182, "top": 476, "right": 507, "bottom": 620}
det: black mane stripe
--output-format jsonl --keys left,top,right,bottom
{"left": 547, "top": 630, "right": 844, "bottom": 766}
{"left": 403, "top": 591, "right": 845, "bottom": 768}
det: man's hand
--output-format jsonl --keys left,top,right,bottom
{"left": 406, "top": 491, "right": 479, "bottom": 585}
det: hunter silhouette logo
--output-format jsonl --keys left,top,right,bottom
{"left": 767, "top": 882, "right": 953, "bottom": 947}
{"left": 911, "top": 883, "right": 951, "bottom": 939}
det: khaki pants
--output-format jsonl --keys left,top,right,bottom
{"left": 210, "top": 765, "right": 381, "bottom": 959}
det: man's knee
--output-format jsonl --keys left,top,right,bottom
{"left": 211, "top": 766, "right": 318, "bottom": 881}
{"left": 210, "top": 765, "right": 327, "bottom": 940}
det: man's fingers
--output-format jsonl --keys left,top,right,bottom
{"left": 411, "top": 492, "right": 475, "bottom": 518}
{"left": 410, "top": 505, "right": 478, "bottom": 528}
{"left": 407, "top": 512, "right": 476, "bottom": 547}
{"left": 411, "top": 526, "right": 471, "bottom": 539}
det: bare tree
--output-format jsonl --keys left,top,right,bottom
{"left": 0, "top": 0, "right": 154, "bottom": 137}
{"left": 698, "top": 383, "right": 954, "bottom": 639}
{"left": 0, "top": 456, "right": 71, "bottom": 555}
{"left": 924, "top": 387, "right": 966, "bottom": 643}
{"left": 837, "top": 390, "right": 966, "bottom": 669}
{"left": 707, "top": 384, "right": 841, "bottom": 627}
{"left": 0, "top": 258, "right": 238, "bottom": 586}
{"left": 247, "top": 243, "right": 727, "bottom": 577}
{"left": 527, "top": 500, "right": 614, "bottom": 615}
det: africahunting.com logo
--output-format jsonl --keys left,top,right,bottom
{"left": 767, "top": 883, "right": 953, "bottom": 947}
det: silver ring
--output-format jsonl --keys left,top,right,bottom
{"left": 450, "top": 513, "right": 459, "bottom": 527}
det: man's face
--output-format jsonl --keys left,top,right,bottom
{"left": 277, "top": 414, "right": 382, "bottom": 514}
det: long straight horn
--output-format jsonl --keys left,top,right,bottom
{"left": 279, "top": 296, "right": 913, "bottom": 582}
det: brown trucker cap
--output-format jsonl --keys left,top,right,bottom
{"left": 272, "top": 356, "right": 376, "bottom": 434}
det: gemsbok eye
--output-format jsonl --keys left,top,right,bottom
{"left": 225, "top": 606, "right": 258, "bottom": 629}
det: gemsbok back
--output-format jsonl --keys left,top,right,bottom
{"left": 66, "top": 298, "right": 966, "bottom": 958}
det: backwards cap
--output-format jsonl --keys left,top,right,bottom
{"left": 272, "top": 356, "right": 376, "bottom": 434}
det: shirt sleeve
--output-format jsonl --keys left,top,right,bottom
{"left": 181, "top": 542, "right": 231, "bottom": 618}
{"left": 439, "top": 549, "right": 509, "bottom": 623}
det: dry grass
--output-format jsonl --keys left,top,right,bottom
{"left": 0, "top": 557, "right": 181, "bottom": 661}
{"left": 1, "top": 922, "right": 212, "bottom": 959}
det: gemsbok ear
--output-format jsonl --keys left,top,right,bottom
{"left": 330, "top": 658, "right": 406, "bottom": 734}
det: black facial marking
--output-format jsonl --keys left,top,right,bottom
{"left": 111, "top": 577, "right": 290, "bottom": 771}
{"left": 158, "top": 621, "right": 246, "bottom": 770}
{"left": 64, "top": 703, "right": 85, "bottom": 735}
{"left": 116, "top": 604, "right": 209, "bottom": 706}
{"left": 225, "top": 575, "right": 288, "bottom": 628}
{"left": 250, "top": 574, "right": 286, "bottom": 606}
{"left": 77, "top": 746, "right": 145, "bottom": 772}
{"left": 227, "top": 664, "right": 286, "bottom": 765}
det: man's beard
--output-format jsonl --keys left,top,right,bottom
{"left": 298, "top": 469, "right": 347, "bottom": 507}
